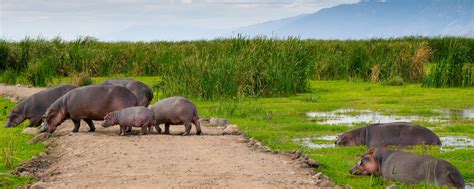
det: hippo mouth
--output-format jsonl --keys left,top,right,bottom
{"left": 40, "top": 123, "right": 55, "bottom": 133}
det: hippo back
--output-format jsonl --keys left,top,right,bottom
{"left": 380, "top": 150, "right": 464, "bottom": 187}
{"left": 365, "top": 122, "right": 441, "bottom": 147}
{"left": 101, "top": 79, "right": 153, "bottom": 107}
{"left": 151, "top": 96, "right": 197, "bottom": 123}
{"left": 24, "top": 84, "right": 78, "bottom": 118}
{"left": 64, "top": 85, "right": 138, "bottom": 120}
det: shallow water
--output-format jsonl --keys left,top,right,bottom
{"left": 440, "top": 136, "right": 474, "bottom": 151}
{"left": 466, "top": 182, "right": 474, "bottom": 189}
{"left": 292, "top": 136, "right": 337, "bottom": 149}
{"left": 293, "top": 135, "right": 473, "bottom": 150}
{"left": 306, "top": 108, "right": 473, "bottom": 126}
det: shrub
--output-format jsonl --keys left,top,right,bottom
{"left": 70, "top": 71, "right": 92, "bottom": 86}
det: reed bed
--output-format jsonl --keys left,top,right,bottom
{"left": 0, "top": 37, "right": 472, "bottom": 98}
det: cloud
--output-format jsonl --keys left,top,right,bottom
{"left": 1, "top": 0, "right": 359, "bottom": 41}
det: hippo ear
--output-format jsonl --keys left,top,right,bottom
{"left": 367, "top": 148, "right": 376, "bottom": 155}
{"left": 12, "top": 109, "right": 18, "bottom": 113}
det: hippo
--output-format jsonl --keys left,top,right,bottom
{"left": 150, "top": 96, "right": 201, "bottom": 136}
{"left": 40, "top": 85, "right": 138, "bottom": 133}
{"left": 335, "top": 122, "right": 441, "bottom": 147}
{"left": 101, "top": 79, "right": 153, "bottom": 107}
{"left": 4, "top": 84, "right": 77, "bottom": 128}
{"left": 102, "top": 107, "right": 156, "bottom": 135}
{"left": 350, "top": 148, "right": 464, "bottom": 188}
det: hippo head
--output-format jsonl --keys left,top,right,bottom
{"left": 4, "top": 108, "right": 26, "bottom": 128}
{"left": 350, "top": 148, "right": 380, "bottom": 176}
{"left": 101, "top": 112, "right": 117, "bottom": 128}
{"left": 335, "top": 132, "right": 356, "bottom": 146}
{"left": 40, "top": 107, "right": 64, "bottom": 133}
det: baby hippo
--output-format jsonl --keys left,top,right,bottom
{"left": 350, "top": 148, "right": 464, "bottom": 188}
{"left": 102, "top": 107, "right": 155, "bottom": 135}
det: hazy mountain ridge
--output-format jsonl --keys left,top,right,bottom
{"left": 231, "top": 0, "right": 474, "bottom": 39}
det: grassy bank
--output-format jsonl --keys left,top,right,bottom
{"left": 192, "top": 80, "right": 474, "bottom": 188}
{"left": 1, "top": 37, "right": 473, "bottom": 98}
{"left": 0, "top": 98, "right": 46, "bottom": 188}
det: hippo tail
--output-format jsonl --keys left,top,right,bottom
{"left": 447, "top": 166, "right": 465, "bottom": 188}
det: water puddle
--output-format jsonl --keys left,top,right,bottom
{"left": 306, "top": 108, "right": 473, "bottom": 126}
{"left": 466, "top": 182, "right": 474, "bottom": 189}
{"left": 293, "top": 135, "right": 473, "bottom": 150}
{"left": 292, "top": 136, "right": 337, "bottom": 149}
{"left": 440, "top": 136, "right": 474, "bottom": 151}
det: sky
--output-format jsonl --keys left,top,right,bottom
{"left": 0, "top": 0, "right": 359, "bottom": 41}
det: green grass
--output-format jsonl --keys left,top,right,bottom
{"left": 191, "top": 80, "right": 474, "bottom": 188}
{"left": 1, "top": 77, "right": 473, "bottom": 188}
{"left": 0, "top": 98, "right": 46, "bottom": 188}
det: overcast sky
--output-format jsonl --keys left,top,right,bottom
{"left": 1, "top": 0, "right": 359, "bottom": 41}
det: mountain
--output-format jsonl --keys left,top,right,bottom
{"left": 230, "top": 0, "right": 474, "bottom": 39}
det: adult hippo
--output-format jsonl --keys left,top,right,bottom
{"left": 40, "top": 85, "right": 138, "bottom": 133}
{"left": 350, "top": 148, "right": 464, "bottom": 188}
{"left": 101, "top": 79, "right": 153, "bottom": 107}
{"left": 150, "top": 96, "right": 201, "bottom": 136}
{"left": 335, "top": 122, "right": 441, "bottom": 147}
{"left": 4, "top": 84, "right": 77, "bottom": 128}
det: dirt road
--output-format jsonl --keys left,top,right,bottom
{"left": 1, "top": 85, "right": 333, "bottom": 188}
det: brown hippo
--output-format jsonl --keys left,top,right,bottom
{"left": 102, "top": 107, "right": 155, "bottom": 136}
{"left": 40, "top": 85, "right": 138, "bottom": 133}
{"left": 350, "top": 148, "right": 464, "bottom": 188}
{"left": 101, "top": 79, "right": 153, "bottom": 107}
{"left": 150, "top": 96, "right": 201, "bottom": 136}
{"left": 4, "top": 84, "right": 77, "bottom": 128}
{"left": 335, "top": 122, "right": 441, "bottom": 147}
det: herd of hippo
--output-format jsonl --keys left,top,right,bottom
{"left": 4, "top": 79, "right": 201, "bottom": 136}
{"left": 3, "top": 79, "right": 466, "bottom": 188}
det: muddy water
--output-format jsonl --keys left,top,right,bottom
{"left": 306, "top": 108, "right": 473, "bottom": 126}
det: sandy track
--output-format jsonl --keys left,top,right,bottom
{"left": 1, "top": 85, "right": 332, "bottom": 188}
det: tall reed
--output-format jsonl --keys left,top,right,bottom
{"left": 0, "top": 37, "right": 472, "bottom": 97}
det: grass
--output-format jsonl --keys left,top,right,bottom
{"left": 0, "top": 98, "right": 46, "bottom": 188}
{"left": 0, "top": 77, "right": 473, "bottom": 188}
{"left": 190, "top": 80, "right": 474, "bottom": 188}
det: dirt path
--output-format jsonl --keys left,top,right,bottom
{"left": 1, "top": 85, "right": 334, "bottom": 188}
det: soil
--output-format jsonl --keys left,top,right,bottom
{"left": 1, "top": 85, "right": 336, "bottom": 188}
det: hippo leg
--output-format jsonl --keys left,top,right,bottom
{"left": 125, "top": 127, "right": 132, "bottom": 133}
{"left": 28, "top": 116, "right": 43, "bottom": 127}
{"left": 183, "top": 122, "right": 192, "bottom": 136}
{"left": 72, "top": 119, "right": 81, "bottom": 133}
{"left": 140, "top": 125, "right": 148, "bottom": 135}
{"left": 119, "top": 126, "right": 126, "bottom": 136}
{"left": 193, "top": 120, "right": 202, "bottom": 135}
{"left": 164, "top": 124, "right": 170, "bottom": 134}
{"left": 147, "top": 125, "right": 153, "bottom": 133}
{"left": 154, "top": 125, "right": 162, "bottom": 134}
{"left": 84, "top": 119, "right": 96, "bottom": 132}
